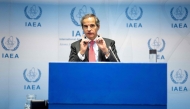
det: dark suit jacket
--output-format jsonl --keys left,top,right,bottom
{"left": 69, "top": 38, "right": 120, "bottom": 62}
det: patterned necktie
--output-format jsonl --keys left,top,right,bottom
{"left": 89, "top": 41, "right": 96, "bottom": 62}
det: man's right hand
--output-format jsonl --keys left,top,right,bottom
{"left": 79, "top": 34, "right": 89, "bottom": 55}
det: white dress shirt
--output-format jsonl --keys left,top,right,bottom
{"left": 78, "top": 40, "right": 99, "bottom": 61}
{"left": 78, "top": 36, "right": 109, "bottom": 61}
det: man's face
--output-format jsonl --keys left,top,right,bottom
{"left": 82, "top": 17, "right": 99, "bottom": 40}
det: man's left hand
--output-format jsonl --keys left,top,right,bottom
{"left": 95, "top": 35, "right": 109, "bottom": 56}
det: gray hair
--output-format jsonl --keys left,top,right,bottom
{"left": 80, "top": 14, "right": 100, "bottom": 27}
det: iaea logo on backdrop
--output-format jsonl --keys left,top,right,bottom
{"left": 170, "top": 6, "right": 188, "bottom": 21}
{"left": 70, "top": 5, "right": 96, "bottom": 26}
{"left": 125, "top": 5, "right": 143, "bottom": 28}
{"left": 148, "top": 37, "right": 165, "bottom": 60}
{"left": 1, "top": 36, "right": 20, "bottom": 51}
{"left": 24, "top": 5, "right": 42, "bottom": 20}
{"left": 23, "top": 67, "right": 41, "bottom": 82}
{"left": 125, "top": 5, "right": 143, "bottom": 20}
{"left": 170, "top": 69, "right": 188, "bottom": 92}
{"left": 1, "top": 36, "right": 19, "bottom": 58}
{"left": 24, "top": 5, "right": 42, "bottom": 27}
{"left": 170, "top": 6, "right": 188, "bottom": 28}
{"left": 148, "top": 37, "right": 165, "bottom": 52}
{"left": 170, "top": 69, "right": 188, "bottom": 84}
{"left": 23, "top": 67, "right": 41, "bottom": 90}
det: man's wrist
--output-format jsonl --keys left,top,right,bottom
{"left": 78, "top": 52, "right": 85, "bottom": 60}
{"left": 103, "top": 49, "right": 110, "bottom": 56}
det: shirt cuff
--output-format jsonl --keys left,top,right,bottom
{"left": 105, "top": 53, "right": 110, "bottom": 59}
{"left": 78, "top": 52, "right": 85, "bottom": 61}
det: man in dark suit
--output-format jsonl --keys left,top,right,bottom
{"left": 69, "top": 14, "right": 120, "bottom": 62}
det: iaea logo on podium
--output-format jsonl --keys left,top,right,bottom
{"left": 70, "top": 5, "right": 96, "bottom": 26}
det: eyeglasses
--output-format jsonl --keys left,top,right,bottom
{"left": 83, "top": 24, "right": 96, "bottom": 29}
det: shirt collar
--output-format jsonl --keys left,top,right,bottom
{"left": 85, "top": 36, "right": 98, "bottom": 41}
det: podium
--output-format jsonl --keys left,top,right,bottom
{"left": 49, "top": 63, "right": 167, "bottom": 109}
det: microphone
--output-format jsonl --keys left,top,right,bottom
{"left": 109, "top": 46, "right": 119, "bottom": 62}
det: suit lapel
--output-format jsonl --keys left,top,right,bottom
{"left": 98, "top": 44, "right": 109, "bottom": 61}
{"left": 85, "top": 47, "right": 89, "bottom": 61}
{"left": 98, "top": 48, "right": 102, "bottom": 61}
